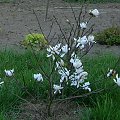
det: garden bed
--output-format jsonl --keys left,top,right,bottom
{"left": 0, "top": 0, "right": 120, "bottom": 120}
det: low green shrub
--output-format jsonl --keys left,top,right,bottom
{"left": 95, "top": 26, "right": 120, "bottom": 45}
{"left": 21, "top": 33, "right": 48, "bottom": 51}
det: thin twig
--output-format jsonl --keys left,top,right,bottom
{"left": 32, "top": 9, "right": 48, "bottom": 43}
{"left": 73, "top": 5, "right": 84, "bottom": 38}
{"left": 80, "top": 43, "right": 94, "bottom": 59}
{"left": 53, "top": 15, "right": 68, "bottom": 43}
{"left": 46, "top": 21, "right": 54, "bottom": 40}
{"left": 49, "top": 32, "right": 57, "bottom": 43}
{"left": 82, "top": 24, "right": 95, "bottom": 36}
{"left": 69, "top": 3, "right": 77, "bottom": 24}
{"left": 54, "top": 84, "right": 116, "bottom": 102}
{"left": 45, "top": 0, "right": 50, "bottom": 21}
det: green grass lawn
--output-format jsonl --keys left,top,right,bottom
{"left": 0, "top": 49, "right": 119, "bottom": 119}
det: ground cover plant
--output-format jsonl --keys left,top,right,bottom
{"left": 95, "top": 26, "right": 120, "bottom": 45}
{"left": 0, "top": 2, "right": 120, "bottom": 120}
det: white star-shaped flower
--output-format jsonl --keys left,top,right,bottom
{"left": 55, "top": 59, "right": 64, "bottom": 70}
{"left": 76, "top": 36, "right": 88, "bottom": 48}
{"left": 89, "top": 9, "right": 99, "bottom": 17}
{"left": 71, "top": 58, "right": 82, "bottom": 69}
{"left": 80, "top": 22, "right": 87, "bottom": 29}
{"left": 34, "top": 73, "right": 43, "bottom": 82}
{"left": 47, "top": 43, "right": 61, "bottom": 60}
{"left": 53, "top": 84, "right": 63, "bottom": 94}
{"left": 88, "top": 35, "right": 96, "bottom": 45}
{"left": 82, "top": 82, "right": 91, "bottom": 92}
{"left": 114, "top": 74, "right": 120, "bottom": 86}
{"left": 107, "top": 69, "right": 116, "bottom": 77}
{"left": 58, "top": 68, "right": 70, "bottom": 83}
{"left": 60, "top": 44, "right": 70, "bottom": 57}
{"left": 5, "top": 69, "right": 14, "bottom": 76}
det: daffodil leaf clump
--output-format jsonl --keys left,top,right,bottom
{"left": 95, "top": 26, "right": 120, "bottom": 45}
{"left": 21, "top": 33, "right": 48, "bottom": 50}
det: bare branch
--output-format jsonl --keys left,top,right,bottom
{"left": 54, "top": 84, "right": 116, "bottom": 102}
{"left": 53, "top": 15, "right": 68, "bottom": 43}
{"left": 45, "top": 0, "right": 50, "bottom": 21}
{"left": 32, "top": 9, "right": 48, "bottom": 43}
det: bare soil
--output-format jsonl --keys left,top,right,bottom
{"left": 17, "top": 100, "right": 82, "bottom": 120}
{"left": 0, "top": 0, "right": 120, "bottom": 55}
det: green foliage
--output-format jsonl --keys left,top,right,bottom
{"left": 91, "top": 96, "right": 118, "bottom": 120}
{"left": 95, "top": 26, "right": 120, "bottom": 45}
{"left": 0, "top": 50, "right": 119, "bottom": 119}
{"left": 0, "top": 50, "right": 49, "bottom": 119}
{"left": 81, "top": 93, "right": 120, "bottom": 120}
{"left": 21, "top": 33, "right": 48, "bottom": 51}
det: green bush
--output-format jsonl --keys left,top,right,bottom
{"left": 21, "top": 33, "right": 48, "bottom": 51}
{"left": 95, "top": 26, "right": 120, "bottom": 45}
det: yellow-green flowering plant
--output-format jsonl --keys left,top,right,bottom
{"left": 21, "top": 33, "right": 48, "bottom": 51}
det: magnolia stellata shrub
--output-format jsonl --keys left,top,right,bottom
{"left": 46, "top": 38, "right": 94, "bottom": 93}
{"left": 45, "top": 9, "right": 100, "bottom": 94}
{"left": 45, "top": 8, "right": 119, "bottom": 95}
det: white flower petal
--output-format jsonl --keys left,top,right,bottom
{"left": 80, "top": 22, "right": 87, "bottom": 29}
{"left": 34, "top": 73, "right": 43, "bottom": 82}
{"left": 89, "top": 9, "right": 99, "bottom": 17}
{"left": 5, "top": 69, "right": 14, "bottom": 76}
{"left": 53, "top": 84, "right": 63, "bottom": 94}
